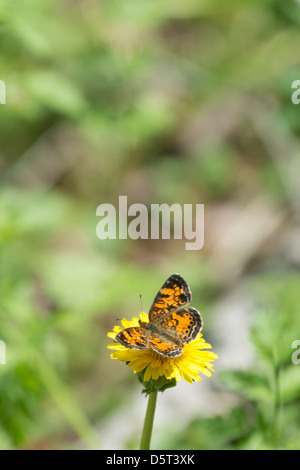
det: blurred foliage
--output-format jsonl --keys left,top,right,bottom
{"left": 0, "top": 0, "right": 300, "bottom": 450}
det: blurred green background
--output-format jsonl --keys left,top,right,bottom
{"left": 1, "top": 0, "right": 300, "bottom": 450}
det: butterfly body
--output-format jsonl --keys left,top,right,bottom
{"left": 139, "top": 321, "right": 159, "bottom": 333}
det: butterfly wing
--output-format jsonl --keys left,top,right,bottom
{"left": 156, "top": 307, "right": 203, "bottom": 345}
{"left": 149, "top": 274, "right": 191, "bottom": 323}
{"left": 115, "top": 327, "right": 149, "bottom": 350}
{"left": 148, "top": 331, "right": 183, "bottom": 357}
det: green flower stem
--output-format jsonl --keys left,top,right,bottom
{"left": 140, "top": 390, "right": 158, "bottom": 450}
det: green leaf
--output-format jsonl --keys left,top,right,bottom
{"left": 280, "top": 365, "right": 300, "bottom": 403}
{"left": 137, "top": 369, "right": 177, "bottom": 395}
{"left": 25, "top": 70, "right": 87, "bottom": 117}
{"left": 221, "top": 369, "right": 272, "bottom": 404}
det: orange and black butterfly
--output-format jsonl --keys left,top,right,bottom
{"left": 115, "top": 274, "right": 202, "bottom": 357}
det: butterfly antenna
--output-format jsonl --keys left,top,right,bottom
{"left": 140, "top": 294, "right": 143, "bottom": 313}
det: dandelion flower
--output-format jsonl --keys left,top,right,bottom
{"left": 108, "top": 311, "right": 217, "bottom": 388}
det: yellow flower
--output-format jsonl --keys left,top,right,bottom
{"left": 107, "top": 312, "right": 217, "bottom": 386}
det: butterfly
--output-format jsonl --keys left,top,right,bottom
{"left": 115, "top": 274, "right": 203, "bottom": 357}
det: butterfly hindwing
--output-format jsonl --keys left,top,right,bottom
{"left": 156, "top": 307, "right": 203, "bottom": 345}
{"left": 115, "top": 327, "right": 149, "bottom": 350}
{"left": 148, "top": 331, "right": 183, "bottom": 357}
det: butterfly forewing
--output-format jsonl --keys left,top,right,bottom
{"left": 149, "top": 273, "right": 191, "bottom": 323}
